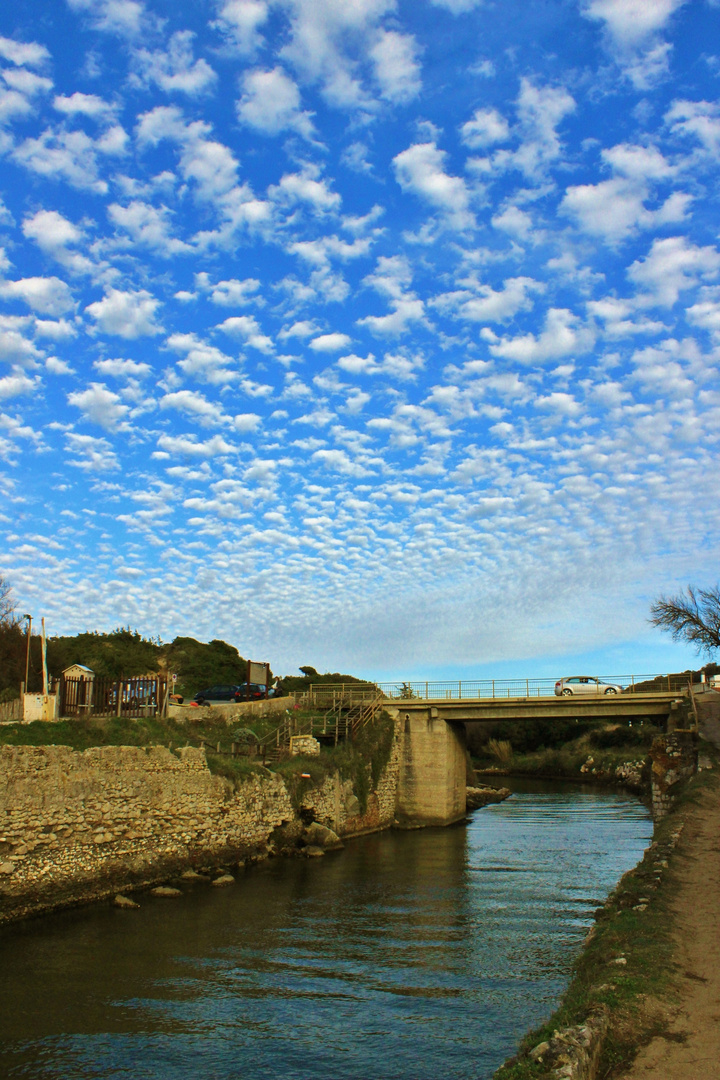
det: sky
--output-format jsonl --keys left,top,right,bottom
{"left": 0, "top": 0, "right": 718, "bottom": 681}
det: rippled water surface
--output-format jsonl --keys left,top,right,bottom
{"left": 0, "top": 780, "right": 652, "bottom": 1080}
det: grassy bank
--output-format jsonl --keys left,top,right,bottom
{"left": 493, "top": 752, "right": 719, "bottom": 1080}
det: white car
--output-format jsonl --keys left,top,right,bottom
{"left": 555, "top": 676, "right": 622, "bottom": 696}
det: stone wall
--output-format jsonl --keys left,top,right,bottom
{"left": 0, "top": 744, "right": 295, "bottom": 924}
{"left": 299, "top": 715, "right": 403, "bottom": 837}
{"left": 649, "top": 731, "right": 698, "bottom": 819}
{"left": 0, "top": 718, "right": 405, "bottom": 924}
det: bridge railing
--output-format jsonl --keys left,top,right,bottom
{"left": 372, "top": 674, "right": 691, "bottom": 700}
{"left": 295, "top": 674, "right": 691, "bottom": 705}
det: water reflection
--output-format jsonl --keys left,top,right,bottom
{"left": 0, "top": 782, "right": 652, "bottom": 1080}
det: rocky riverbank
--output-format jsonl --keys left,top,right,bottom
{"left": 466, "top": 784, "right": 512, "bottom": 811}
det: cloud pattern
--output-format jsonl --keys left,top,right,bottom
{"left": 0, "top": 0, "right": 718, "bottom": 679}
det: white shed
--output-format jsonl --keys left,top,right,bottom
{"left": 62, "top": 664, "right": 95, "bottom": 680}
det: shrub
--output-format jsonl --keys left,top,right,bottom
{"left": 487, "top": 737, "right": 513, "bottom": 764}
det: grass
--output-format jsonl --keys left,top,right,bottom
{"left": 0, "top": 708, "right": 396, "bottom": 800}
{"left": 0, "top": 713, "right": 278, "bottom": 782}
{"left": 492, "top": 753, "right": 720, "bottom": 1080}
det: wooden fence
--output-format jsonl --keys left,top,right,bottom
{"left": 60, "top": 675, "right": 168, "bottom": 719}
{"left": 0, "top": 698, "right": 22, "bottom": 724}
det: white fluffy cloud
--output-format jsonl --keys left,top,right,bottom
{"left": 310, "top": 332, "right": 352, "bottom": 351}
{"left": 562, "top": 142, "right": 688, "bottom": 243}
{"left": 369, "top": 29, "right": 421, "bottom": 104}
{"left": 131, "top": 31, "right": 218, "bottom": 96}
{"left": 213, "top": 0, "right": 269, "bottom": 55}
{"left": 22, "top": 210, "right": 94, "bottom": 276}
{"left": 460, "top": 107, "right": 510, "bottom": 149}
{"left": 393, "top": 142, "right": 474, "bottom": 229}
{"left": 67, "top": 382, "right": 131, "bottom": 429}
{"left": 0, "top": 276, "right": 74, "bottom": 315}
{"left": 628, "top": 236, "right": 720, "bottom": 307}
{"left": 582, "top": 0, "right": 687, "bottom": 87}
{"left": 53, "top": 92, "right": 116, "bottom": 119}
{"left": 236, "top": 66, "right": 316, "bottom": 138}
{"left": 108, "top": 201, "right": 190, "bottom": 256}
{"left": 216, "top": 315, "right": 274, "bottom": 352}
{"left": 0, "top": 35, "right": 50, "bottom": 67}
{"left": 85, "top": 288, "right": 164, "bottom": 337}
{"left": 66, "top": 0, "right": 149, "bottom": 38}
{"left": 490, "top": 308, "right": 595, "bottom": 364}
{"left": 582, "top": 0, "right": 686, "bottom": 48}
{"left": 13, "top": 128, "right": 113, "bottom": 194}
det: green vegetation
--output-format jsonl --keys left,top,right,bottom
{"left": 493, "top": 762, "right": 719, "bottom": 1080}
{"left": 0, "top": 706, "right": 397, "bottom": 805}
{"left": 471, "top": 721, "right": 662, "bottom": 783}
{"left": 0, "top": 712, "right": 268, "bottom": 777}
{"left": 280, "top": 668, "right": 375, "bottom": 693}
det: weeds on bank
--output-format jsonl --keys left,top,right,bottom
{"left": 493, "top": 764, "right": 720, "bottom": 1080}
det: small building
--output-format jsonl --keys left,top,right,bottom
{"left": 62, "top": 664, "right": 94, "bottom": 681}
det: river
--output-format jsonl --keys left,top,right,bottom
{"left": 0, "top": 779, "right": 652, "bottom": 1080}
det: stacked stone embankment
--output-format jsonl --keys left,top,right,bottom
{"left": 0, "top": 725, "right": 403, "bottom": 924}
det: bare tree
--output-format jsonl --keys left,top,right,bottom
{"left": 0, "top": 574, "right": 16, "bottom": 625}
{"left": 649, "top": 585, "right": 720, "bottom": 654}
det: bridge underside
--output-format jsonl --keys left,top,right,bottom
{"left": 388, "top": 693, "right": 685, "bottom": 827}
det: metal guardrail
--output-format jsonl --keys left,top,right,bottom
{"left": 300, "top": 674, "right": 691, "bottom": 702}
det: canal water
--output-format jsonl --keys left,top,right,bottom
{"left": 0, "top": 780, "right": 652, "bottom": 1080}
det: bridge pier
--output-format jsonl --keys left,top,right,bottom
{"left": 389, "top": 707, "right": 467, "bottom": 827}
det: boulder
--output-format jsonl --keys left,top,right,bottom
{"left": 151, "top": 886, "right": 182, "bottom": 898}
{"left": 304, "top": 846, "right": 325, "bottom": 858}
{"left": 304, "top": 822, "right": 344, "bottom": 850}
{"left": 211, "top": 873, "right": 235, "bottom": 887}
{"left": 114, "top": 894, "right": 140, "bottom": 909}
{"left": 466, "top": 785, "right": 511, "bottom": 811}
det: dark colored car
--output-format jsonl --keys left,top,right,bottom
{"left": 192, "top": 684, "right": 246, "bottom": 705}
{"left": 233, "top": 682, "right": 267, "bottom": 700}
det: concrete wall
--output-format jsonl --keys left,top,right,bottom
{"left": 167, "top": 696, "right": 291, "bottom": 721}
{"left": 391, "top": 709, "right": 467, "bottom": 826}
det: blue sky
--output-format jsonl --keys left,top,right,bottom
{"left": 0, "top": 0, "right": 718, "bottom": 680}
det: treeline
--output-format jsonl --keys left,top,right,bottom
{"left": 0, "top": 625, "right": 255, "bottom": 701}
{"left": 0, "top": 623, "right": 366, "bottom": 702}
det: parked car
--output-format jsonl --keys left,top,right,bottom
{"left": 555, "top": 677, "right": 622, "bottom": 696}
{"left": 192, "top": 684, "right": 247, "bottom": 705}
{"left": 232, "top": 683, "right": 267, "bottom": 701}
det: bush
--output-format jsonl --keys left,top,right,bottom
{"left": 589, "top": 724, "right": 661, "bottom": 749}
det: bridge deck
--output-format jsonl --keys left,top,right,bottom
{"left": 391, "top": 692, "right": 684, "bottom": 722}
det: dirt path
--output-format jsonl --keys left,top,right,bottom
{"left": 616, "top": 770, "right": 720, "bottom": 1079}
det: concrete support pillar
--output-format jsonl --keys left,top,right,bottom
{"left": 393, "top": 708, "right": 467, "bottom": 827}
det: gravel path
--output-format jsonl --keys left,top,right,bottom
{"left": 617, "top": 770, "right": 720, "bottom": 1079}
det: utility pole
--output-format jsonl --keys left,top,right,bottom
{"left": 23, "top": 614, "right": 32, "bottom": 694}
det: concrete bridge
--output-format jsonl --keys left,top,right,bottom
{"left": 385, "top": 692, "right": 688, "bottom": 828}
